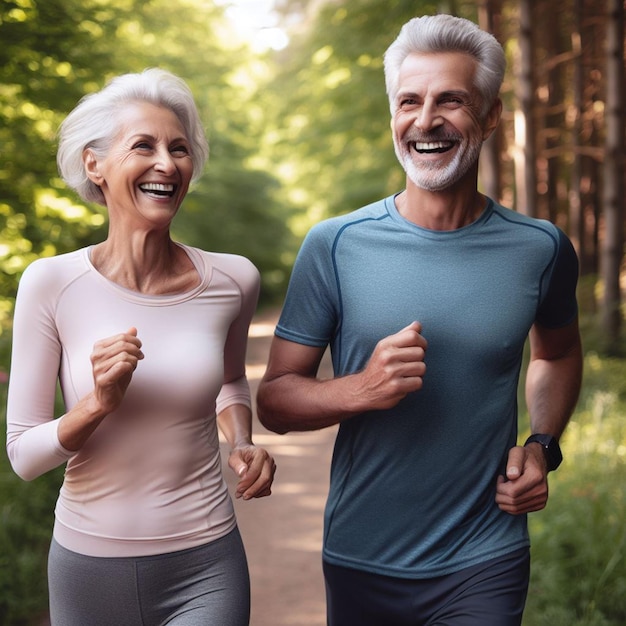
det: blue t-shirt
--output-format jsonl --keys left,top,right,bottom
{"left": 275, "top": 195, "right": 578, "bottom": 579}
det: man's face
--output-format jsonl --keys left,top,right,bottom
{"left": 391, "top": 51, "right": 498, "bottom": 192}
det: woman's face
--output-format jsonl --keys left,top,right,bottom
{"left": 85, "top": 102, "right": 194, "bottom": 228}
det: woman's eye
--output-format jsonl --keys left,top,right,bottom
{"left": 171, "top": 145, "right": 189, "bottom": 155}
{"left": 133, "top": 141, "right": 152, "bottom": 150}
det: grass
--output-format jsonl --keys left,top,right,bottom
{"left": 523, "top": 345, "right": 626, "bottom": 625}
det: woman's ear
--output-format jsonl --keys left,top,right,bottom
{"left": 83, "top": 149, "right": 103, "bottom": 184}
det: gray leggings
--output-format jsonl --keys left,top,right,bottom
{"left": 48, "top": 528, "right": 250, "bottom": 626}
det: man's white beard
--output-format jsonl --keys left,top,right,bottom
{"left": 395, "top": 137, "right": 483, "bottom": 192}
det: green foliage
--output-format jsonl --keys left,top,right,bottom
{"left": 524, "top": 351, "right": 626, "bottom": 625}
{"left": 0, "top": 0, "right": 111, "bottom": 312}
{"left": 0, "top": 382, "right": 64, "bottom": 625}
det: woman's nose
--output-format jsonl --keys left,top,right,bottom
{"left": 154, "top": 147, "right": 176, "bottom": 174}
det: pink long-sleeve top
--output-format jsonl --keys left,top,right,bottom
{"left": 6, "top": 244, "right": 260, "bottom": 557}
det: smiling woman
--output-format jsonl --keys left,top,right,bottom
{"left": 6, "top": 68, "right": 276, "bottom": 626}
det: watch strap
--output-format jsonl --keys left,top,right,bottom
{"left": 524, "top": 434, "right": 563, "bottom": 471}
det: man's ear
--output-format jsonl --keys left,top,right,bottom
{"left": 83, "top": 148, "right": 103, "bottom": 184}
{"left": 482, "top": 98, "right": 502, "bottom": 141}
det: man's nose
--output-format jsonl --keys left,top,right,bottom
{"left": 413, "top": 101, "right": 444, "bottom": 131}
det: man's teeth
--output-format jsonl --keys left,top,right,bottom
{"left": 139, "top": 183, "right": 175, "bottom": 195}
{"left": 412, "top": 141, "right": 451, "bottom": 152}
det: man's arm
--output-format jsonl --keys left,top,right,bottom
{"left": 526, "top": 316, "right": 583, "bottom": 439}
{"left": 256, "top": 322, "right": 427, "bottom": 434}
{"left": 496, "top": 317, "right": 583, "bottom": 514}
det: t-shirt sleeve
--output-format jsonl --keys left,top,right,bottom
{"left": 6, "top": 260, "right": 75, "bottom": 481}
{"left": 215, "top": 256, "right": 260, "bottom": 415}
{"left": 274, "top": 223, "right": 339, "bottom": 347}
{"left": 536, "top": 227, "right": 579, "bottom": 328}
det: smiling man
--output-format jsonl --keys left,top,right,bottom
{"left": 257, "top": 14, "right": 582, "bottom": 626}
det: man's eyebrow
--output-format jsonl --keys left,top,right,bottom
{"left": 395, "top": 88, "right": 471, "bottom": 101}
{"left": 439, "top": 89, "right": 471, "bottom": 99}
{"left": 396, "top": 90, "right": 421, "bottom": 101}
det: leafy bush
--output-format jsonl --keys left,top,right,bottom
{"left": 0, "top": 380, "right": 64, "bottom": 625}
{"left": 524, "top": 352, "right": 626, "bottom": 625}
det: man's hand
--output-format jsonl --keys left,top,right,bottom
{"left": 354, "top": 321, "right": 427, "bottom": 411}
{"left": 495, "top": 444, "right": 549, "bottom": 515}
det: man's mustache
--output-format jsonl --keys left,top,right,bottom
{"left": 402, "top": 129, "right": 461, "bottom": 143}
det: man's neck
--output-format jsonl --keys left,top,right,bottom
{"left": 395, "top": 179, "right": 487, "bottom": 231}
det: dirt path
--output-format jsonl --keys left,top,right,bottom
{"left": 221, "top": 309, "right": 335, "bottom": 626}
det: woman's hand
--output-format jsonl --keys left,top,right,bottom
{"left": 91, "top": 327, "right": 144, "bottom": 415}
{"left": 228, "top": 444, "right": 277, "bottom": 500}
{"left": 58, "top": 328, "right": 144, "bottom": 451}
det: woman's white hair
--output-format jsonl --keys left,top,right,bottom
{"left": 383, "top": 14, "right": 506, "bottom": 117}
{"left": 57, "top": 68, "right": 209, "bottom": 205}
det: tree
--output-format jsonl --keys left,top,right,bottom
{"left": 478, "top": 0, "right": 504, "bottom": 202}
{"left": 600, "top": 0, "right": 625, "bottom": 348}
{"left": 513, "top": 0, "right": 538, "bottom": 216}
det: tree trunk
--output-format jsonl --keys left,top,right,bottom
{"left": 601, "top": 0, "right": 625, "bottom": 348}
{"left": 542, "top": 0, "right": 565, "bottom": 225}
{"left": 569, "top": 0, "right": 585, "bottom": 267}
{"left": 478, "top": 0, "right": 503, "bottom": 202}
{"left": 514, "top": 0, "right": 537, "bottom": 216}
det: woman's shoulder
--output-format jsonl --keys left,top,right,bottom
{"left": 19, "top": 248, "right": 88, "bottom": 288}
{"left": 184, "top": 246, "right": 260, "bottom": 288}
{"left": 14, "top": 249, "right": 90, "bottom": 314}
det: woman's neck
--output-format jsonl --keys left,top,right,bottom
{"left": 90, "top": 232, "right": 200, "bottom": 295}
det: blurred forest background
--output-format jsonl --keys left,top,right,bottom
{"left": 0, "top": 0, "right": 625, "bottom": 624}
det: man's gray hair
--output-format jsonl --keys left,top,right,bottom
{"left": 383, "top": 14, "right": 506, "bottom": 116}
{"left": 57, "top": 68, "right": 209, "bottom": 205}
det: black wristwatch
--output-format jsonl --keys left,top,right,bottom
{"left": 524, "top": 434, "right": 563, "bottom": 472}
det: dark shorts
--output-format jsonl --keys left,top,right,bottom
{"left": 323, "top": 548, "right": 530, "bottom": 626}
{"left": 48, "top": 527, "right": 250, "bottom": 626}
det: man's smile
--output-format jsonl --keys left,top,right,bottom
{"left": 410, "top": 140, "right": 454, "bottom": 154}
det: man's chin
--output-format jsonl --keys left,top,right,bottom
{"left": 403, "top": 163, "right": 458, "bottom": 192}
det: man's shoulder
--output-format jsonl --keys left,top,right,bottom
{"left": 489, "top": 201, "right": 558, "bottom": 234}
{"left": 308, "top": 197, "right": 391, "bottom": 238}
